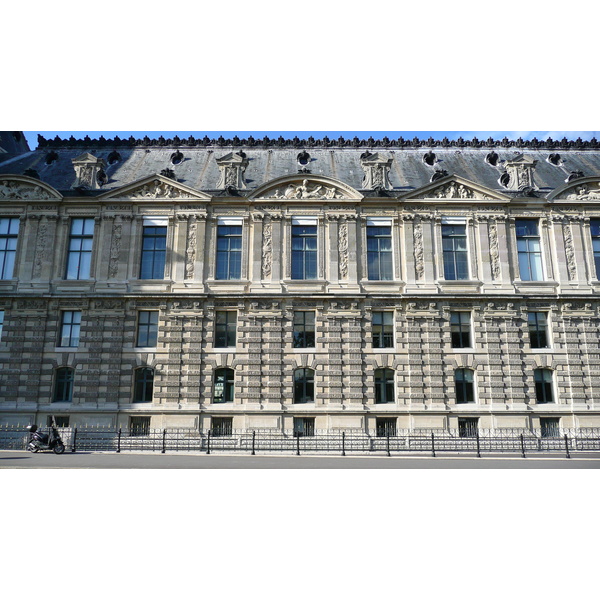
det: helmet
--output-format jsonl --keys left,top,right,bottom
{"left": 26, "top": 424, "right": 38, "bottom": 433}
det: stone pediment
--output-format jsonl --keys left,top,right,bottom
{"left": 100, "top": 174, "right": 211, "bottom": 201}
{"left": 548, "top": 177, "right": 600, "bottom": 203}
{"left": 216, "top": 152, "right": 248, "bottom": 165}
{"left": 401, "top": 175, "right": 511, "bottom": 202}
{"left": 0, "top": 175, "right": 62, "bottom": 200}
{"left": 249, "top": 175, "right": 363, "bottom": 201}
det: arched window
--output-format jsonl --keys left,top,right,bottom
{"left": 294, "top": 368, "right": 314, "bottom": 403}
{"left": 534, "top": 368, "right": 554, "bottom": 404}
{"left": 455, "top": 368, "right": 475, "bottom": 404}
{"left": 375, "top": 368, "right": 395, "bottom": 404}
{"left": 133, "top": 367, "right": 154, "bottom": 403}
{"left": 214, "top": 368, "right": 235, "bottom": 403}
{"left": 53, "top": 367, "right": 74, "bottom": 403}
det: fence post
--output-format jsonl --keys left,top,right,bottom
{"left": 251, "top": 430, "right": 256, "bottom": 456}
{"left": 564, "top": 434, "right": 571, "bottom": 459}
{"left": 296, "top": 433, "right": 300, "bottom": 456}
{"left": 116, "top": 428, "right": 121, "bottom": 453}
{"left": 162, "top": 429, "right": 167, "bottom": 454}
{"left": 520, "top": 433, "right": 526, "bottom": 458}
{"left": 206, "top": 430, "right": 211, "bottom": 455}
{"left": 386, "top": 434, "right": 390, "bottom": 457}
{"left": 431, "top": 432, "right": 436, "bottom": 458}
{"left": 72, "top": 427, "right": 77, "bottom": 453}
{"left": 341, "top": 431, "right": 346, "bottom": 457}
{"left": 476, "top": 430, "right": 481, "bottom": 458}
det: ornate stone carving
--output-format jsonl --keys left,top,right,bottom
{"left": 417, "top": 181, "right": 492, "bottom": 200}
{"left": 32, "top": 221, "right": 48, "bottom": 278}
{"left": 413, "top": 222, "right": 424, "bottom": 280}
{"left": 117, "top": 180, "right": 197, "bottom": 199}
{"left": 185, "top": 218, "right": 197, "bottom": 279}
{"left": 0, "top": 180, "right": 53, "bottom": 200}
{"left": 563, "top": 221, "right": 577, "bottom": 280}
{"left": 489, "top": 219, "right": 501, "bottom": 280}
{"left": 261, "top": 218, "right": 272, "bottom": 280}
{"left": 503, "top": 154, "right": 539, "bottom": 192}
{"left": 269, "top": 179, "right": 344, "bottom": 199}
{"left": 71, "top": 152, "right": 107, "bottom": 190}
{"left": 561, "top": 183, "right": 600, "bottom": 202}
{"left": 338, "top": 221, "right": 348, "bottom": 279}
{"left": 108, "top": 221, "right": 122, "bottom": 278}
{"left": 216, "top": 152, "right": 249, "bottom": 190}
{"left": 360, "top": 152, "right": 393, "bottom": 190}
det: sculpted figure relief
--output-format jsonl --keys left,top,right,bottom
{"left": 0, "top": 180, "right": 52, "bottom": 200}
{"left": 270, "top": 179, "right": 343, "bottom": 199}
{"left": 564, "top": 184, "right": 600, "bottom": 202}
{"left": 124, "top": 180, "right": 194, "bottom": 199}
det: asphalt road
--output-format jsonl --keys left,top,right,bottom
{"left": 1, "top": 450, "right": 600, "bottom": 468}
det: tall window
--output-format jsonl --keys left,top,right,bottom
{"left": 53, "top": 367, "right": 74, "bottom": 403}
{"left": 372, "top": 311, "right": 394, "bottom": 348}
{"left": 133, "top": 367, "right": 154, "bottom": 403}
{"left": 213, "top": 368, "right": 235, "bottom": 403}
{"left": 137, "top": 311, "right": 159, "bottom": 347}
{"left": 66, "top": 218, "right": 94, "bottom": 279}
{"left": 140, "top": 225, "right": 167, "bottom": 279}
{"left": 367, "top": 224, "right": 393, "bottom": 280}
{"left": 590, "top": 219, "right": 600, "bottom": 277}
{"left": 294, "top": 368, "right": 315, "bottom": 403}
{"left": 458, "top": 417, "right": 478, "bottom": 438}
{"left": 0, "top": 217, "right": 19, "bottom": 279}
{"left": 442, "top": 224, "right": 468, "bottom": 280}
{"left": 215, "top": 311, "right": 237, "bottom": 348}
{"left": 450, "top": 312, "right": 471, "bottom": 348}
{"left": 528, "top": 312, "right": 549, "bottom": 348}
{"left": 293, "top": 417, "right": 315, "bottom": 437}
{"left": 216, "top": 224, "right": 242, "bottom": 280}
{"left": 376, "top": 418, "right": 397, "bottom": 437}
{"left": 212, "top": 417, "right": 233, "bottom": 437}
{"left": 293, "top": 311, "right": 315, "bottom": 348}
{"left": 455, "top": 368, "right": 475, "bottom": 403}
{"left": 534, "top": 368, "right": 553, "bottom": 403}
{"left": 516, "top": 219, "right": 543, "bottom": 281}
{"left": 291, "top": 223, "right": 317, "bottom": 279}
{"left": 374, "top": 368, "right": 395, "bottom": 404}
{"left": 59, "top": 311, "right": 81, "bottom": 347}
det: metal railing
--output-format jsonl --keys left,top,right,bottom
{"left": 1, "top": 425, "right": 600, "bottom": 458}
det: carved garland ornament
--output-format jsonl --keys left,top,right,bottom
{"left": 489, "top": 220, "right": 501, "bottom": 279}
{"left": 33, "top": 222, "right": 48, "bottom": 278}
{"left": 413, "top": 222, "right": 424, "bottom": 279}
{"left": 261, "top": 218, "right": 272, "bottom": 280}
{"left": 185, "top": 218, "right": 197, "bottom": 279}
{"left": 563, "top": 221, "right": 577, "bottom": 280}
{"left": 338, "top": 221, "right": 349, "bottom": 279}
{"left": 108, "top": 222, "right": 122, "bottom": 278}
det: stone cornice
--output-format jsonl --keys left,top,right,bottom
{"left": 36, "top": 134, "right": 600, "bottom": 150}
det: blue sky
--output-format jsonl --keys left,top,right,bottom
{"left": 24, "top": 130, "right": 600, "bottom": 150}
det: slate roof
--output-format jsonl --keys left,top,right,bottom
{"left": 1, "top": 135, "right": 600, "bottom": 196}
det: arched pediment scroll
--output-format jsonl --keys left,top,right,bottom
{"left": 0, "top": 175, "right": 62, "bottom": 201}
{"left": 99, "top": 174, "right": 211, "bottom": 201}
{"left": 547, "top": 177, "right": 600, "bottom": 203}
{"left": 248, "top": 175, "right": 363, "bottom": 201}
{"left": 400, "top": 174, "right": 511, "bottom": 203}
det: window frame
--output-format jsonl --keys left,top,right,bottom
{"left": 590, "top": 219, "right": 600, "bottom": 278}
{"left": 455, "top": 368, "right": 475, "bottom": 404}
{"left": 293, "top": 417, "right": 315, "bottom": 437}
{"left": 139, "top": 224, "right": 167, "bottom": 280}
{"left": 130, "top": 416, "right": 151, "bottom": 436}
{"left": 374, "top": 368, "right": 395, "bottom": 404}
{"left": 293, "top": 368, "right": 315, "bottom": 404}
{"left": 59, "top": 310, "right": 81, "bottom": 348}
{"left": 458, "top": 417, "right": 479, "bottom": 438}
{"left": 53, "top": 367, "right": 74, "bottom": 403}
{"left": 136, "top": 310, "right": 159, "bottom": 348}
{"left": 0, "top": 309, "right": 4, "bottom": 342}
{"left": 441, "top": 223, "right": 469, "bottom": 281}
{"left": 0, "top": 217, "right": 20, "bottom": 280}
{"left": 212, "top": 416, "right": 234, "bottom": 437}
{"left": 450, "top": 311, "right": 472, "bottom": 349}
{"left": 65, "top": 217, "right": 95, "bottom": 280}
{"left": 293, "top": 311, "right": 316, "bottom": 348}
{"left": 133, "top": 367, "right": 154, "bottom": 403}
{"left": 375, "top": 418, "right": 397, "bottom": 438}
{"left": 215, "top": 223, "right": 243, "bottom": 280}
{"left": 528, "top": 311, "right": 549, "bottom": 349}
{"left": 213, "top": 368, "right": 235, "bottom": 404}
{"left": 515, "top": 219, "right": 544, "bottom": 281}
{"left": 372, "top": 311, "right": 394, "bottom": 349}
{"left": 291, "top": 222, "right": 318, "bottom": 280}
{"left": 366, "top": 224, "right": 393, "bottom": 281}
{"left": 214, "top": 311, "right": 237, "bottom": 348}
{"left": 534, "top": 368, "right": 554, "bottom": 404}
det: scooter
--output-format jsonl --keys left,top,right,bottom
{"left": 26, "top": 424, "right": 65, "bottom": 454}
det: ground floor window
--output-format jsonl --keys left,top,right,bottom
{"left": 293, "top": 417, "right": 315, "bottom": 437}
{"left": 458, "top": 417, "right": 478, "bottom": 438}
{"left": 376, "top": 418, "right": 397, "bottom": 437}
{"left": 211, "top": 417, "right": 233, "bottom": 437}
{"left": 130, "top": 416, "right": 151, "bottom": 436}
{"left": 47, "top": 416, "right": 70, "bottom": 427}
{"left": 540, "top": 417, "right": 560, "bottom": 438}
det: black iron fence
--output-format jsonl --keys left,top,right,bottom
{"left": 2, "top": 425, "right": 600, "bottom": 458}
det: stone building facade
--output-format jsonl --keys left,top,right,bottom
{"left": 2, "top": 133, "right": 600, "bottom": 434}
